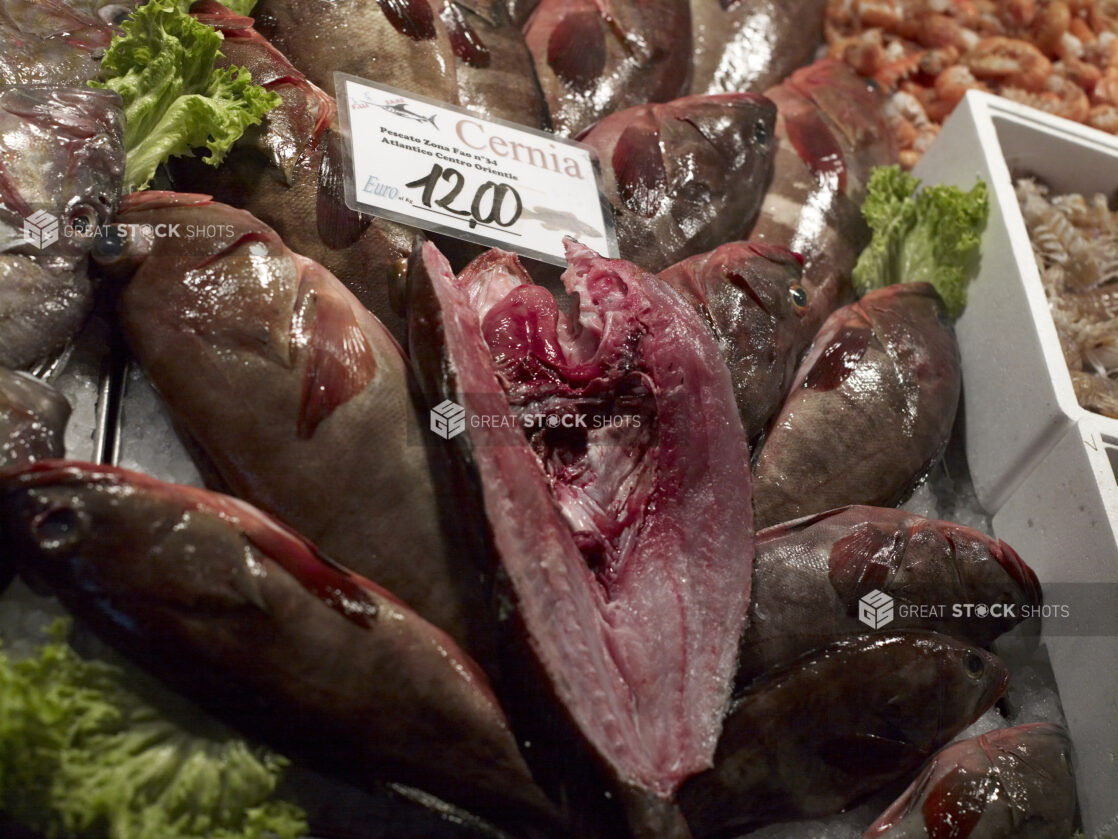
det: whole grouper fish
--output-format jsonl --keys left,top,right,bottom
{"left": 254, "top": 0, "right": 546, "bottom": 129}
{"left": 0, "top": 460, "right": 556, "bottom": 835}
{"left": 739, "top": 506, "right": 1042, "bottom": 684}
{"left": 407, "top": 240, "right": 753, "bottom": 837}
{"left": 0, "top": 85, "right": 124, "bottom": 370}
{"left": 679, "top": 632, "right": 1009, "bottom": 838}
{"left": 864, "top": 724, "right": 1077, "bottom": 839}
{"left": 688, "top": 0, "right": 827, "bottom": 97}
{"left": 0, "top": 0, "right": 138, "bottom": 85}
{"left": 577, "top": 93, "right": 776, "bottom": 274}
{"left": 524, "top": 0, "right": 691, "bottom": 136}
{"left": 660, "top": 241, "right": 815, "bottom": 441}
{"left": 749, "top": 58, "right": 896, "bottom": 336}
{"left": 99, "top": 192, "right": 494, "bottom": 664}
{"left": 753, "top": 283, "right": 961, "bottom": 529}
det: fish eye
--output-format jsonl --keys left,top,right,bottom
{"left": 91, "top": 224, "right": 129, "bottom": 264}
{"left": 789, "top": 284, "right": 808, "bottom": 310}
{"left": 754, "top": 119, "right": 771, "bottom": 146}
{"left": 29, "top": 506, "right": 88, "bottom": 556}
{"left": 67, "top": 203, "right": 101, "bottom": 239}
{"left": 100, "top": 4, "right": 134, "bottom": 25}
{"left": 965, "top": 652, "right": 985, "bottom": 678}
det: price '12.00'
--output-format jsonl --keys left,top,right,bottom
{"left": 405, "top": 164, "right": 523, "bottom": 230}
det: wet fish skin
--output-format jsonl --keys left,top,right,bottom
{"left": 0, "top": 85, "right": 124, "bottom": 370}
{"left": 688, "top": 0, "right": 826, "bottom": 97}
{"left": 752, "top": 282, "right": 962, "bottom": 529}
{"left": 659, "top": 241, "right": 813, "bottom": 440}
{"left": 169, "top": 3, "right": 416, "bottom": 343}
{"left": 524, "top": 0, "right": 692, "bottom": 137}
{"left": 0, "top": 368, "right": 69, "bottom": 470}
{"left": 739, "top": 505, "right": 1042, "bottom": 685}
{"left": 442, "top": 0, "right": 550, "bottom": 129}
{"left": 407, "top": 241, "right": 752, "bottom": 836}
{"left": 863, "top": 723, "right": 1077, "bottom": 839}
{"left": 0, "top": 460, "right": 555, "bottom": 833}
{"left": 103, "top": 192, "right": 494, "bottom": 666}
{"left": 0, "top": 0, "right": 137, "bottom": 86}
{"left": 253, "top": 0, "right": 459, "bottom": 105}
{"left": 749, "top": 58, "right": 896, "bottom": 336}
{"left": 579, "top": 93, "right": 777, "bottom": 274}
{"left": 678, "top": 632, "right": 1009, "bottom": 838}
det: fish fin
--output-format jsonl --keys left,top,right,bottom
{"left": 780, "top": 94, "right": 848, "bottom": 193}
{"left": 376, "top": 0, "right": 438, "bottom": 40}
{"left": 801, "top": 325, "right": 872, "bottom": 391}
{"left": 921, "top": 767, "right": 994, "bottom": 839}
{"left": 317, "top": 130, "right": 370, "bottom": 249}
{"left": 442, "top": 1, "right": 491, "bottom": 68}
{"left": 828, "top": 523, "right": 906, "bottom": 603}
{"left": 818, "top": 733, "right": 925, "bottom": 776}
{"left": 612, "top": 120, "right": 666, "bottom": 218}
{"left": 293, "top": 265, "right": 379, "bottom": 440}
{"left": 547, "top": 10, "right": 606, "bottom": 92}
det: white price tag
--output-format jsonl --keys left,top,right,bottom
{"left": 335, "top": 74, "right": 618, "bottom": 266}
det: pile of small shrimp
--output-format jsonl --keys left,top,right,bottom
{"left": 826, "top": 0, "right": 1118, "bottom": 167}
{"left": 1017, "top": 176, "right": 1118, "bottom": 416}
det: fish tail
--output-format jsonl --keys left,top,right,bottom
{"left": 425, "top": 115, "right": 438, "bottom": 129}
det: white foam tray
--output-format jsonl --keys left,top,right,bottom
{"left": 916, "top": 91, "right": 1118, "bottom": 834}
{"left": 913, "top": 90, "right": 1118, "bottom": 513}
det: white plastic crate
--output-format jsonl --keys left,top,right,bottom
{"left": 993, "top": 416, "right": 1118, "bottom": 834}
{"left": 913, "top": 90, "right": 1118, "bottom": 513}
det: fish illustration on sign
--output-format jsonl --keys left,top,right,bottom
{"left": 378, "top": 101, "right": 438, "bottom": 128}
{"left": 522, "top": 205, "right": 601, "bottom": 238}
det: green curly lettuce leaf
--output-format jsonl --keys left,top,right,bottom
{"left": 0, "top": 621, "right": 307, "bottom": 839}
{"left": 92, "top": 0, "right": 279, "bottom": 190}
{"left": 852, "top": 165, "right": 989, "bottom": 318}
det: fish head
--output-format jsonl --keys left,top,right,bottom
{"left": 862, "top": 633, "right": 1008, "bottom": 757}
{"left": 0, "top": 459, "right": 276, "bottom": 622}
{"left": 0, "top": 85, "right": 124, "bottom": 266}
{"left": 92, "top": 192, "right": 299, "bottom": 345}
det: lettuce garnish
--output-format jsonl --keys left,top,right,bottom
{"left": 852, "top": 165, "right": 989, "bottom": 318}
{"left": 0, "top": 621, "right": 307, "bottom": 839}
{"left": 92, "top": 0, "right": 280, "bottom": 191}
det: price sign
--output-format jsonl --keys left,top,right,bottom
{"left": 335, "top": 74, "right": 618, "bottom": 266}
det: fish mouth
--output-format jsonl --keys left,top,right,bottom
{"left": 993, "top": 539, "right": 1043, "bottom": 607}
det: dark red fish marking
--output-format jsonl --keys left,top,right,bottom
{"left": 0, "top": 157, "right": 33, "bottom": 218}
{"left": 748, "top": 242, "right": 803, "bottom": 266}
{"left": 921, "top": 766, "right": 995, "bottom": 839}
{"left": 295, "top": 269, "right": 379, "bottom": 440}
{"left": 547, "top": 10, "right": 606, "bottom": 93}
{"left": 828, "top": 524, "right": 902, "bottom": 599}
{"left": 317, "top": 131, "right": 370, "bottom": 249}
{"left": 377, "top": 0, "right": 439, "bottom": 40}
{"left": 119, "top": 191, "right": 214, "bottom": 211}
{"left": 781, "top": 92, "right": 847, "bottom": 192}
{"left": 442, "top": 1, "right": 491, "bottom": 68}
{"left": 612, "top": 121, "right": 666, "bottom": 218}
{"left": 802, "top": 325, "right": 871, "bottom": 391}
